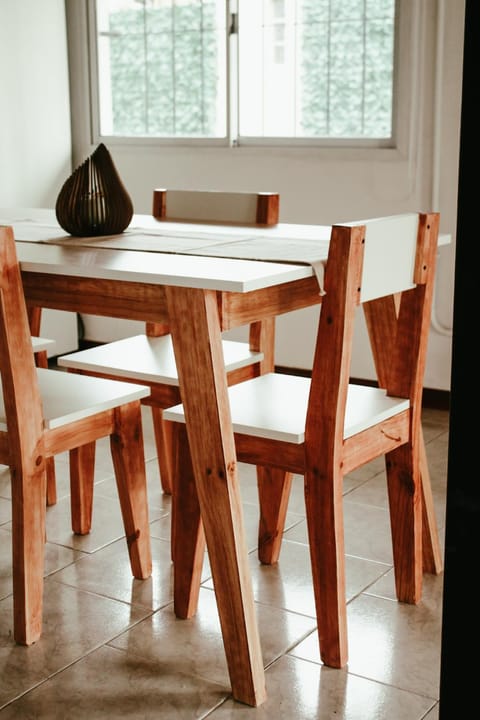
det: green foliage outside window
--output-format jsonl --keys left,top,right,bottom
{"left": 100, "top": 0, "right": 395, "bottom": 140}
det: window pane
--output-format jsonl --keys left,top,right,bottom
{"left": 95, "top": 0, "right": 227, "bottom": 138}
{"left": 237, "top": 0, "right": 395, "bottom": 139}
{"left": 93, "top": 0, "right": 396, "bottom": 142}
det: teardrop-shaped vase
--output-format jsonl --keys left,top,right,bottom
{"left": 55, "top": 143, "right": 134, "bottom": 236}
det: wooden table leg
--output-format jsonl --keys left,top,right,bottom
{"left": 165, "top": 286, "right": 266, "bottom": 707}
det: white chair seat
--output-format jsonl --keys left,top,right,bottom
{"left": 164, "top": 373, "right": 410, "bottom": 442}
{"left": 57, "top": 334, "right": 263, "bottom": 385}
{"left": 31, "top": 336, "right": 56, "bottom": 353}
{"left": 0, "top": 367, "right": 150, "bottom": 430}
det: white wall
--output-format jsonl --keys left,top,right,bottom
{"left": 0, "top": 0, "right": 78, "bottom": 354}
{"left": 0, "top": 1, "right": 71, "bottom": 206}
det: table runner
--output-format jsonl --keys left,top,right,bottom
{"left": 4, "top": 219, "right": 329, "bottom": 293}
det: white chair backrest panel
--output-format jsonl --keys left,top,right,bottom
{"left": 345, "top": 213, "right": 419, "bottom": 303}
{"left": 165, "top": 190, "right": 259, "bottom": 224}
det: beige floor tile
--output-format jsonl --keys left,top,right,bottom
{"left": 110, "top": 586, "right": 316, "bottom": 689}
{"left": 210, "top": 655, "right": 436, "bottom": 719}
{"left": 0, "top": 528, "right": 80, "bottom": 601}
{"left": 291, "top": 585, "right": 442, "bottom": 700}
{"left": 51, "top": 536, "right": 174, "bottom": 611}
{"left": 0, "top": 581, "right": 151, "bottom": 708}
{"left": 0, "top": 644, "right": 228, "bottom": 719}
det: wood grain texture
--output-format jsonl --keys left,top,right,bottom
{"left": 166, "top": 284, "right": 266, "bottom": 706}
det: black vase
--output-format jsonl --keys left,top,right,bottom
{"left": 55, "top": 143, "right": 134, "bottom": 236}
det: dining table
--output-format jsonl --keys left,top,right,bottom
{"left": 0, "top": 207, "right": 450, "bottom": 707}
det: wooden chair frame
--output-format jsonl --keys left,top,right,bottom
{"left": 165, "top": 212, "right": 443, "bottom": 669}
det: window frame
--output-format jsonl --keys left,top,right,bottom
{"left": 67, "top": 0, "right": 421, "bottom": 159}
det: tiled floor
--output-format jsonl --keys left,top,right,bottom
{"left": 0, "top": 403, "right": 448, "bottom": 719}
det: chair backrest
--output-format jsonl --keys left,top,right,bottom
{"left": 306, "top": 212, "right": 439, "bottom": 446}
{"left": 0, "top": 225, "right": 45, "bottom": 460}
{"left": 152, "top": 188, "right": 279, "bottom": 226}
{"left": 348, "top": 213, "right": 419, "bottom": 302}
{"left": 148, "top": 188, "right": 280, "bottom": 340}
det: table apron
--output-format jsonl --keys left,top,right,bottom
{"left": 218, "top": 275, "right": 321, "bottom": 329}
{"left": 22, "top": 272, "right": 322, "bottom": 329}
{"left": 22, "top": 272, "right": 170, "bottom": 323}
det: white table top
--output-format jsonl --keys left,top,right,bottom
{"left": 1, "top": 207, "right": 324, "bottom": 292}
{"left": 1, "top": 207, "right": 450, "bottom": 294}
{"left": 14, "top": 241, "right": 315, "bottom": 293}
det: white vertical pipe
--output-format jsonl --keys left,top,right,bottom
{"left": 431, "top": 0, "right": 453, "bottom": 336}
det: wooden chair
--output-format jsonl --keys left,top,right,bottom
{"left": 56, "top": 189, "right": 279, "bottom": 513}
{"left": 0, "top": 224, "right": 152, "bottom": 645}
{"left": 164, "top": 212, "right": 443, "bottom": 669}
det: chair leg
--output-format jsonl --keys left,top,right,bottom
{"left": 257, "top": 466, "right": 293, "bottom": 564}
{"left": 45, "top": 457, "right": 57, "bottom": 506}
{"left": 386, "top": 443, "right": 423, "bottom": 604}
{"left": 11, "top": 461, "right": 47, "bottom": 645}
{"left": 304, "top": 465, "right": 348, "bottom": 668}
{"left": 419, "top": 426, "right": 443, "bottom": 574}
{"left": 32, "top": 348, "right": 58, "bottom": 507}
{"left": 111, "top": 402, "right": 152, "bottom": 580}
{"left": 151, "top": 406, "right": 173, "bottom": 495}
{"left": 69, "top": 442, "right": 96, "bottom": 535}
{"left": 248, "top": 317, "right": 275, "bottom": 374}
{"left": 171, "top": 422, "right": 206, "bottom": 619}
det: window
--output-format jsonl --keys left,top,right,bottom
{"left": 90, "top": 0, "right": 397, "bottom": 146}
